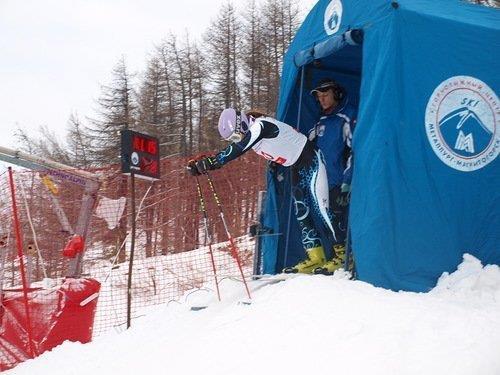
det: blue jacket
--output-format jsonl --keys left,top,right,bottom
{"left": 308, "top": 98, "right": 357, "bottom": 188}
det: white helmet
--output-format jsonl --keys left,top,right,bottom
{"left": 217, "top": 108, "right": 251, "bottom": 142}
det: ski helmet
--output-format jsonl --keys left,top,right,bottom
{"left": 217, "top": 108, "right": 250, "bottom": 142}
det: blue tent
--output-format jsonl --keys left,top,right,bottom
{"left": 259, "top": 0, "right": 500, "bottom": 292}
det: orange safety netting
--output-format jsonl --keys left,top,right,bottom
{"left": 0, "top": 153, "right": 267, "bottom": 370}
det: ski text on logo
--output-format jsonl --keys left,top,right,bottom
{"left": 425, "top": 76, "right": 499, "bottom": 172}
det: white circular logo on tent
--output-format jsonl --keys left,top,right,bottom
{"left": 131, "top": 152, "right": 140, "bottom": 166}
{"left": 324, "top": 0, "right": 343, "bottom": 35}
{"left": 425, "top": 76, "right": 499, "bottom": 172}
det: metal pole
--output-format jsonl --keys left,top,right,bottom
{"left": 67, "top": 179, "right": 100, "bottom": 277}
{"left": 0, "top": 146, "right": 97, "bottom": 180}
{"left": 0, "top": 233, "right": 8, "bottom": 306}
{"left": 283, "top": 65, "right": 306, "bottom": 267}
{"left": 252, "top": 190, "right": 266, "bottom": 276}
{"left": 8, "top": 167, "right": 36, "bottom": 357}
{"left": 205, "top": 171, "right": 251, "bottom": 300}
{"left": 126, "top": 172, "right": 136, "bottom": 329}
{"left": 344, "top": 222, "right": 355, "bottom": 277}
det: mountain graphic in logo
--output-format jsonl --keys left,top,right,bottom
{"left": 439, "top": 107, "right": 493, "bottom": 157}
{"left": 328, "top": 13, "right": 340, "bottom": 30}
{"left": 324, "top": 0, "right": 343, "bottom": 35}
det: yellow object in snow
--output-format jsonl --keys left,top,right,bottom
{"left": 314, "top": 244, "right": 350, "bottom": 274}
{"left": 283, "top": 246, "right": 326, "bottom": 274}
{"left": 41, "top": 175, "right": 59, "bottom": 195}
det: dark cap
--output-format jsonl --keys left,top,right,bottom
{"left": 310, "top": 78, "right": 341, "bottom": 95}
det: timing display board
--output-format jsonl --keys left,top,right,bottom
{"left": 121, "top": 130, "right": 160, "bottom": 180}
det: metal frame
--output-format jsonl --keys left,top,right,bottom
{"left": 0, "top": 146, "right": 100, "bottom": 277}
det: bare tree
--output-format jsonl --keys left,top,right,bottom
{"left": 137, "top": 56, "right": 168, "bottom": 138}
{"left": 13, "top": 127, "right": 41, "bottom": 155}
{"left": 154, "top": 36, "right": 186, "bottom": 157}
{"left": 13, "top": 126, "right": 72, "bottom": 166}
{"left": 85, "top": 56, "right": 136, "bottom": 262}
{"left": 86, "top": 56, "right": 136, "bottom": 167}
{"left": 260, "top": 0, "right": 301, "bottom": 114}
{"left": 204, "top": 2, "right": 241, "bottom": 109}
{"left": 66, "top": 112, "right": 92, "bottom": 168}
{"left": 470, "top": 0, "right": 499, "bottom": 7}
{"left": 191, "top": 43, "right": 210, "bottom": 152}
{"left": 241, "top": 0, "right": 266, "bottom": 110}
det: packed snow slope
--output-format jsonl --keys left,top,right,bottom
{"left": 10, "top": 254, "right": 500, "bottom": 375}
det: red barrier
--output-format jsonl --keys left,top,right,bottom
{"left": 0, "top": 278, "right": 101, "bottom": 371}
{"left": 0, "top": 153, "right": 266, "bottom": 370}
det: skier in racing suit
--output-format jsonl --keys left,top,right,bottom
{"left": 187, "top": 108, "right": 344, "bottom": 274}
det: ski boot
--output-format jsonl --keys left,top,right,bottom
{"left": 283, "top": 246, "right": 326, "bottom": 274}
{"left": 313, "top": 244, "right": 346, "bottom": 275}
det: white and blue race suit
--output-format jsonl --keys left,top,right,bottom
{"left": 214, "top": 116, "right": 338, "bottom": 250}
{"left": 308, "top": 97, "right": 357, "bottom": 244}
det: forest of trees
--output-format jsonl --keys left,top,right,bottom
{"left": 12, "top": 0, "right": 497, "bottom": 168}
{"left": 15, "top": 0, "right": 304, "bottom": 168}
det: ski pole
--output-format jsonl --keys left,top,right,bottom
{"left": 204, "top": 170, "right": 251, "bottom": 300}
{"left": 191, "top": 169, "right": 221, "bottom": 301}
{"left": 344, "top": 223, "right": 355, "bottom": 277}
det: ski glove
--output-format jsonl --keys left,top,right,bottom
{"left": 336, "top": 183, "right": 351, "bottom": 207}
{"left": 308, "top": 125, "right": 318, "bottom": 142}
{"left": 194, "top": 156, "right": 221, "bottom": 175}
{"left": 187, "top": 160, "right": 200, "bottom": 176}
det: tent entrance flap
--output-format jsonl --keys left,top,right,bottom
{"left": 281, "top": 29, "right": 363, "bottom": 131}
{"left": 268, "top": 30, "right": 363, "bottom": 274}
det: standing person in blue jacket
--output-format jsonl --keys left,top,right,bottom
{"left": 187, "top": 108, "right": 343, "bottom": 274}
{"left": 308, "top": 78, "right": 357, "bottom": 275}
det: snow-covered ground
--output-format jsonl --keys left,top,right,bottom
{"left": 8, "top": 254, "right": 500, "bottom": 375}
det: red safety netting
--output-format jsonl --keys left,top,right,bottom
{"left": 0, "top": 279, "right": 100, "bottom": 371}
{"left": 0, "top": 153, "right": 267, "bottom": 370}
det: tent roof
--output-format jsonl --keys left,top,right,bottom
{"left": 277, "top": 0, "right": 499, "bottom": 119}
{"left": 400, "top": 0, "right": 500, "bottom": 29}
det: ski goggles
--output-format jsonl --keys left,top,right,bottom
{"left": 224, "top": 110, "right": 245, "bottom": 143}
{"left": 225, "top": 132, "right": 244, "bottom": 143}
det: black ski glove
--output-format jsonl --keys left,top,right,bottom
{"left": 336, "top": 192, "right": 350, "bottom": 207}
{"left": 195, "top": 156, "right": 221, "bottom": 174}
{"left": 335, "top": 184, "right": 351, "bottom": 208}
{"left": 187, "top": 160, "right": 200, "bottom": 176}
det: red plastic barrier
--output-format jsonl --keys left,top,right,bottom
{"left": 62, "top": 235, "right": 85, "bottom": 258}
{"left": 0, "top": 278, "right": 101, "bottom": 371}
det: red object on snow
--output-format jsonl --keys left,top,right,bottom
{"left": 0, "top": 278, "right": 101, "bottom": 371}
{"left": 62, "top": 235, "right": 85, "bottom": 258}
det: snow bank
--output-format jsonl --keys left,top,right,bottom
{"left": 9, "top": 254, "right": 500, "bottom": 375}
{"left": 431, "top": 253, "right": 500, "bottom": 301}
